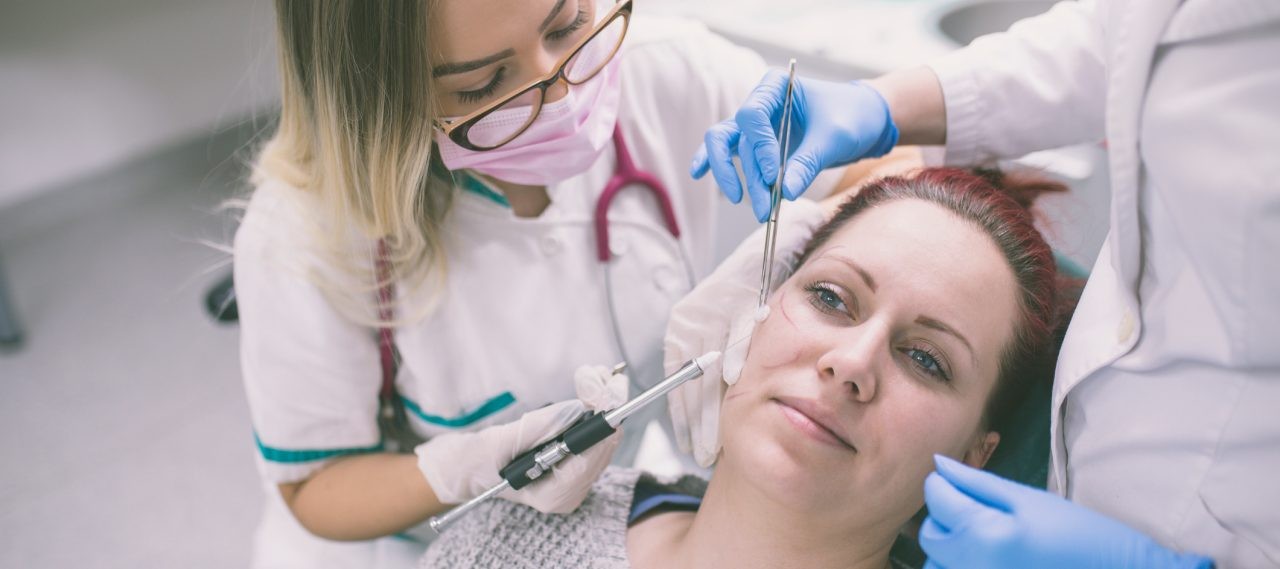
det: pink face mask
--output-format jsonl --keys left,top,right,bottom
{"left": 435, "top": 57, "right": 622, "bottom": 187}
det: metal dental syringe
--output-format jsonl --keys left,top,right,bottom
{"left": 428, "top": 350, "right": 721, "bottom": 532}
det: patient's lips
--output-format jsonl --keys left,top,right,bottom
{"left": 773, "top": 396, "right": 857, "bottom": 452}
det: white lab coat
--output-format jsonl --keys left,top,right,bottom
{"left": 929, "top": 0, "right": 1280, "bottom": 565}
{"left": 234, "top": 15, "right": 837, "bottom": 569}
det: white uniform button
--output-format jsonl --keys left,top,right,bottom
{"left": 610, "top": 236, "right": 629, "bottom": 257}
{"left": 540, "top": 234, "right": 563, "bottom": 257}
{"left": 1117, "top": 309, "right": 1135, "bottom": 343}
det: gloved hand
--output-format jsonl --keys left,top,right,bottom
{"left": 416, "top": 365, "right": 628, "bottom": 514}
{"left": 692, "top": 71, "right": 899, "bottom": 222}
{"left": 921, "top": 455, "right": 1216, "bottom": 569}
{"left": 663, "top": 197, "right": 827, "bottom": 467}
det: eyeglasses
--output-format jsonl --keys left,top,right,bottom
{"left": 434, "top": 0, "right": 632, "bottom": 151}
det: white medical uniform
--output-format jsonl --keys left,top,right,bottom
{"left": 928, "top": 0, "right": 1280, "bottom": 565}
{"left": 234, "top": 15, "right": 837, "bottom": 569}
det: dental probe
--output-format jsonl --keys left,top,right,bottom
{"left": 428, "top": 350, "right": 722, "bottom": 532}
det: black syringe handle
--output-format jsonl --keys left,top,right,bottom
{"left": 562, "top": 412, "right": 615, "bottom": 453}
{"left": 498, "top": 411, "right": 616, "bottom": 490}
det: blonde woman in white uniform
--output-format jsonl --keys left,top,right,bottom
{"left": 672, "top": 0, "right": 1280, "bottom": 566}
{"left": 234, "top": 1, "right": 846, "bottom": 567}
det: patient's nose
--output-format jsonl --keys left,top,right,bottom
{"left": 816, "top": 326, "right": 882, "bottom": 403}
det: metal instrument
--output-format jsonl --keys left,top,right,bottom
{"left": 759, "top": 58, "right": 799, "bottom": 308}
{"left": 428, "top": 351, "right": 721, "bottom": 532}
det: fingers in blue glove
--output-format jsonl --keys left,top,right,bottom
{"left": 923, "top": 470, "right": 999, "bottom": 533}
{"left": 736, "top": 69, "right": 791, "bottom": 185}
{"left": 781, "top": 150, "right": 823, "bottom": 201}
{"left": 919, "top": 515, "right": 951, "bottom": 543}
{"left": 923, "top": 454, "right": 1219, "bottom": 569}
{"left": 738, "top": 127, "right": 774, "bottom": 222}
{"left": 921, "top": 455, "right": 1025, "bottom": 565}
{"left": 921, "top": 467, "right": 1014, "bottom": 567}
{"left": 690, "top": 144, "right": 711, "bottom": 180}
{"left": 919, "top": 514, "right": 965, "bottom": 568}
{"left": 701, "top": 120, "right": 745, "bottom": 204}
{"left": 932, "top": 454, "right": 1025, "bottom": 511}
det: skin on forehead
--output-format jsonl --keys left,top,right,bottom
{"left": 803, "top": 198, "right": 1019, "bottom": 386}
{"left": 431, "top": 0, "right": 555, "bottom": 60}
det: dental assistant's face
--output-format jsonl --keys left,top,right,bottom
{"left": 718, "top": 199, "right": 1016, "bottom": 530}
{"left": 430, "top": 0, "right": 598, "bottom": 117}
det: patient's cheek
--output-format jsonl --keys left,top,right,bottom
{"left": 748, "top": 288, "right": 817, "bottom": 371}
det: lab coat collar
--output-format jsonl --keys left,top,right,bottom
{"left": 1162, "top": 0, "right": 1280, "bottom": 44}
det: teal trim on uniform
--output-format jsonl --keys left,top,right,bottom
{"left": 392, "top": 532, "right": 427, "bottom": 543}
{"left": 254, "top": 432, "right": 383, "bottom": 464}
{"left": 1053, "top": 251, "right": 1090, "bottom": 280}
{"left": 401, "top": 391, "right": 517, "bottom": 428}
{"left": 459, "top": 173, "right": 511, "bottom": 208}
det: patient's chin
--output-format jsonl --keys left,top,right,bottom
{"left": 721, "top": 428, "right": 855, "bottom": 509}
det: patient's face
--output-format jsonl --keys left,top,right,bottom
{"left": 719, "top": 198, "right": 1017, "bottom": 529}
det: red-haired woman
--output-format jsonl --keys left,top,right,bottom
{"left": 423, "top": 166, "right": 1090, "bottom": 568}
{"left": 673, "top": 1, "right": 1277, "bottom": 565}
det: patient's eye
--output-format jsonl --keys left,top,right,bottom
{"left": 804, "top": 282, "right": 852, "bottom": 317}
{"left": 901, "top": 345, "right": 951, "bottom": 382}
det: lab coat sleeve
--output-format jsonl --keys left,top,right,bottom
{"left": 928, "top": 0, "right": 1108, "bottom": 165}
{"left": 233, "top": 183, "right": 384, "bottom": 484}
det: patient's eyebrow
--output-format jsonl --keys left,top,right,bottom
{"left": 822, "top": 254, "right": 877, "bottom": 293}
{"left": 916, "top": 315, "right": 976, "bottom": 367}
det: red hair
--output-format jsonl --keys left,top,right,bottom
{"left": 798, "top": 167, "right": 1079, "bottom": 435}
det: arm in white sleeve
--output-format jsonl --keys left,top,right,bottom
{"left": 234, "top": 183, "right": 384, "bottom": 484}
{"left": 928, "top": 0, "right": 1109, "bottom": 165}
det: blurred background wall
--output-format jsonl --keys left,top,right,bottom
{"left": 1, "top": 1, "right": 280, "bottom": 566}
{"left": 0, "top": 0, "right": 279, "bottom": 210}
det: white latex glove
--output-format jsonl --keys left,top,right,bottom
{"left": 416, "top": 365, "right": 628, "bottom": 514}
{"left": 663, "top": 198, "right": 827, "bottom": 467}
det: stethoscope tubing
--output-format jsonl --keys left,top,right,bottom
{"left": 594, "top": 126, "right": 696, "bottom": 388}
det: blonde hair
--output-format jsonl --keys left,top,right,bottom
{"left": 252, "top": 0, "right": 450, "bottom": 325}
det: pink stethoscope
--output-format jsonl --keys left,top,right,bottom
{"left": 593, "top": 125, "right": 697, "bottom": 368}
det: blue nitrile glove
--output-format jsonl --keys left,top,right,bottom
{"left": 691, "top": 71, "right": 899, "bottom": 222}
{"left": 920, "top": 455, "right": 1215, "bottom": 569}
